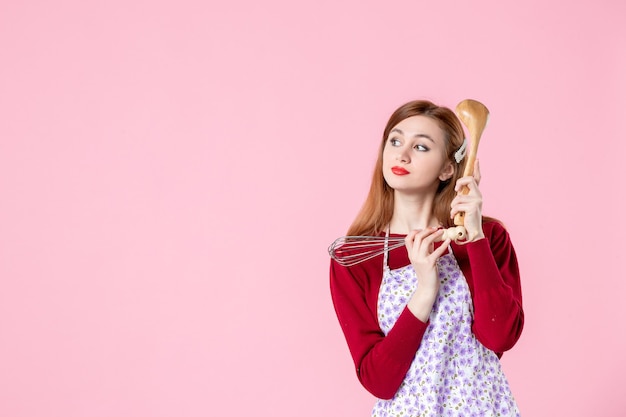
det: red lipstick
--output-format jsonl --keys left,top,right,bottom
{"left": 391, "top": 166, "right": 410, "bottom": 175}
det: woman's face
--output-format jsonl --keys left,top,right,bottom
{"left": 382, "top": 115, "right": 454, "bottom": 195}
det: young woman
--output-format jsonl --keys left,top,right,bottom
{"left": 329, "top": 100, "right": 524, "bottom": 416}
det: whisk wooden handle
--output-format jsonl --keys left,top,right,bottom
{"left": 453, "top": 99, "right": 489, "bottom": 227}
{"left": 438, "top": 226, "right": 466, "bottom": 242}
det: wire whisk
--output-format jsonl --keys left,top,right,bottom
{"left": 328, "top": 226, "right": 467, "bottom": 267}
{"left": 328, "top": 235, "right": 406, "bottom": 267}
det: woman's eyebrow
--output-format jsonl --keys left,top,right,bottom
{"left": 390, "top": 128, "right": 434, "bottom": 143}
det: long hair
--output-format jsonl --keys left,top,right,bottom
{"left": 347, "top": 100, "right": 468, "bottom": 236}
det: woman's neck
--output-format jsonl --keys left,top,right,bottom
{"left": 388, "top": 192, "right": 440, "bottom": 234}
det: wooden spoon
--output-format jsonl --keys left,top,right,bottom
{"left": 453, "top": 99, "right": 490, "bottom": 227}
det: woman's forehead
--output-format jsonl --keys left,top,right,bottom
{"left": 391, "top": 116, "right": 444, "bottom": 140}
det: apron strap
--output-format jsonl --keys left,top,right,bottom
{"left": 383, "top": 227, "right": 390, "bottom": 273}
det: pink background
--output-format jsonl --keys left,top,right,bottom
{"left": 1, "top": 0, "right": 625, "bottom": 416}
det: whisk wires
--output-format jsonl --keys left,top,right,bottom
{"left": 328, "top": 235, "right": 406, "bottom": 267}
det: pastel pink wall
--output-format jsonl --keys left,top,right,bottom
{"left": 1, "top": 0, "right": 624, "bottom": 416}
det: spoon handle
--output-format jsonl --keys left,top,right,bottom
{"left": 453, "top": 99, "right": 490, "bottom": 227}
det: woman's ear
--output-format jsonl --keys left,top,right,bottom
{"left": 439, "top": 161, "right": 454, "bottom": 181}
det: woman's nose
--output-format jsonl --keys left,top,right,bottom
{"left": 396, "top": 147, "right": 410, "bottom": 163}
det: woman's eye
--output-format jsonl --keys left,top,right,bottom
{"left": 389, "top": 138, "right": 400, "bottom": 146}
{"left": 414, "top": 144, "right": 429, "bottom": 151}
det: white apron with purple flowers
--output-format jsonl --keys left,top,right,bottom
{"left": 373, "top": 233, "right": 520, "bottom": 417}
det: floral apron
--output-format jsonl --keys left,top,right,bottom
{"left": 373, "top": 231, "right": 520, "bottom": 417}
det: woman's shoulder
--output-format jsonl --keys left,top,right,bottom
{"left": 482, "top": 216, "right": 509, "bottom": 239}
{"left": 329, "top": 248, "right": 385, "bottom": 282}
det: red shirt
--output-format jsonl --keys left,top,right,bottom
{"left": 329, "top": 220, "right": 524, "bottom": 400}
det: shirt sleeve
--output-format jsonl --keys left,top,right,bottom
{"left": 464, "top": 222, "right": 524, "bottom": 353}
{"left": 329, "top": 259, "right": 428, "bottom": 399}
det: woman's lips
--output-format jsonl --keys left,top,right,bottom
{"left": 391, "top": 166, "right": 410, "bottom": 175}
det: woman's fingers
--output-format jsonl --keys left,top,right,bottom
{"left": 451, "top": 173, "right": 483, "bottom": 219}
{"left": 449, "top": 160, "right": 485, "bottom": 242}
{"left": 451, "top": 191, "right": 483, "bottom": 206}
{"left": 450, "top": 194, "right": 482, "bottom": 214}
{"left": 454, "top": 176, "right": 481, "bottom": 194}
{"left": 404, "top": 229, "right": 421, "bottom": 251}
{"left": 405, "top": 228, "right": 448, "bottom": 264}
{"left": 430, "top": 237, "right": 451, "bottom": 259}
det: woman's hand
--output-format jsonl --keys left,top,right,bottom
{"left": 405, "top": 228, "right": 450, "bottom": 289}
{"left": 405, "top": 227, "right": 451, "bottom": 322}
{"left": 450, "top": 160, "right": 485, "bottom": 242}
